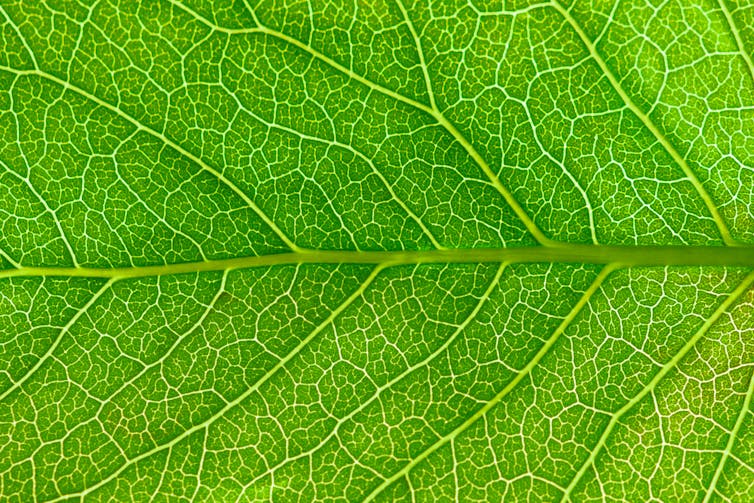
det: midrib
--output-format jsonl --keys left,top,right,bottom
{"left": 1, "top": 245, "right": 753, "bottom": 279}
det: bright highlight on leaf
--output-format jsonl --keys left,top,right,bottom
{"left": 0, "top": 0, "right": 752, "bottom": 501}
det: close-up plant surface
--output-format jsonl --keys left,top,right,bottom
{"left": 0, "top": 0, "right": 753, "bottom": 501}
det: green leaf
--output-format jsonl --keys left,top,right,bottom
{"left": 0, "top": 0, "right": 752, "bottom": 501}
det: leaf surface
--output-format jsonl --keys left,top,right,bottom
{"left": 0, "top": 0, "right": 753, "bottom": 501}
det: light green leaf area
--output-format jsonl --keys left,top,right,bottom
{"left": 0, "top": 0, "right": 753, "bottom": 501}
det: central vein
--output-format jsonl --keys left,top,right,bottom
{"left": 1, "top": 245, "right": 753, "bottom": 279}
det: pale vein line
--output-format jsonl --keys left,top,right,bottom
{"left": 716, "top": 0, "right": 754, "bottom": 84}
{"left": 164, "top": 0, "right": 434, "bottom": 114}
{"left": 46, "top": 265, "right": 385, "bottom": 502}
{"left": 236, "top": 262, "right": 508, "bottom": 495}
{"left": 215, "top": 81, "right": 445, "bottom": 249}
{"left": 511, "top": 93, "right": 599, "bottom": 244}
{"left": 0, "top": 245, "right": 20, "bottom": 269}
{"left": 394, "top": 0, "right": 437, "bottom": 110}
{"left": 702, "top": 366, "right": 754, "bottom": 503}
{"left": 111, "top": 130, "right": 209, "bottom": 261}
{"left": 0, "top": 65, "right": 302, "bottom": 253}
{"left": 190, "top": 427, "right": 209, "bottom": 503}
{"left": 434, "top": 104, "right": 552, "bottom": 245}
{"left": 0, "top": 4, "right": 38, "bottom": 69}
{"left": 148, "top": 450, "right": 172, "bottom": 502}
{"left": 0, "top": 245, "right": 753, "bottom": 281}
{"left": 551, "top": 0, "right": 737, "bottom": 247}
{"left": 0, "top": 279, "right": 113, "bottom": 402}
{"left": 0, "top": 157, "right": 80, "bottom": 267}
{"left": 92, "top": 271, "right": 228, "bottom": 427}
{"left": 167, "top": 0, "right": 551, "bottom": 246}
{"left": 395, "top": 0, "right": 553, "bottom": 246}
{"left": 167, "top": 0, "right": 257, "bottom": 35}
{"left": 561, "top": 269, "right": 754, "bottom": 502}
{"left": 264, "top": 23, "right": 552, "bottom": 245}
{"left": 239, "top": 0, "right": 261, "bottom": 26}
{"left": 393, "top": 0, "right": 551, "bottom": 245}
{"left": 362, "top": 263, "right": 618, "bottom": 502}
{"left": 5, "top": 68, "right": 79, "bottom": 266}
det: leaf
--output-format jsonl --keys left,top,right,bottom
{"left": 0, "top": 0, "right": 752, "bottom": 501}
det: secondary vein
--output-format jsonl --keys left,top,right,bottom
{"left": 362, "top": 263, "right": 618, "bottom": 502}
{"left": 0, "top": 65, "right": 302, "bottom": 254}
{"left": 560, "top": 269, "right": 754, "bottom": 501}
{"left": 551, "top": 0, "right": 738, "bottom": 247}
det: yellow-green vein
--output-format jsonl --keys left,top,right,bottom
{"left": 236, "top": 262, "right": 509, "bottom": 496}
{"left": 0, "top": 279, "right": 114, "bottom": 402}
{"left": 164, "top": 0, "right": 552, "bottom": 246}
{"left": 0, "top": 245, "right": 753, "bottom": 281}
{"left": 702, "top": 364, "right": 754, "bottom": 502}
{"left": 560, "top": 269, "right": 754, "bottom": 501}
{"left": 0, "top": 65, "right": 302, "bottom": 253}
{"left": 551, "top": 0, "right": 738, "bottom": 247}
{"left": 362, "top": 263, "right": 618, "bottom": 502}
{"left": 45, "top": 264, "right": 385, "bottom": 502}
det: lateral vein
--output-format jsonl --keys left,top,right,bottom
{"left": 0, "top": 279, "right": 114, "bottom": 402}
{"left": 45, "top": 264, "right": 386, "bottom": 502}
{"left": 361, "top": 263, "right": 618, "bottom": 502}
{"left": 0, "top": 65, "right": 301, "bottom": 254}
{"left": 551, "top": 0, "right": 738, "bottom": 247}
{"left": 561, "top": 269, "right": 754, "bottom": 501}
{"left": 702, "top": 364, "right": 754, "bottom": 503}
{"left": 160, "top": 0, "right": 552, "bottom": 246}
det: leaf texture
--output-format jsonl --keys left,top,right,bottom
{"left": 0, "top": 0, "right": 752, "bottom": 501}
